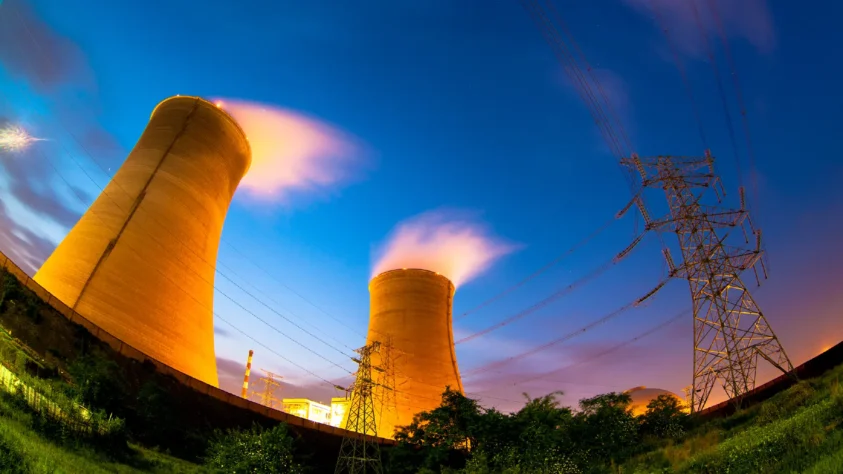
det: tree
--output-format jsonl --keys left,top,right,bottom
{"left": 640, "top": 394, "right": 689, "bottom": 440}
{"left": 570, "top": 392, "right": 639, "bottom": 466}
{"left": 390, "top": 388, "right": 485, "bottom": 472}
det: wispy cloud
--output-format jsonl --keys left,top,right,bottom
{"left": 0, "top": 0, "right": 95, "bottom": 93}
{"left": 372, "top": 209, "right": 519, "bottom": 288}
{"left": 215, "top": 99, "right": 367, "bottom": 206}
{"left": 0, "top": 0, "right": 124, "bottom": 273}
{"left": 622, "top": 0, "right": 776, "bottom": 56}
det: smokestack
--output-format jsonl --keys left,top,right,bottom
{"left": 242, "top": 349, "right": 254, "bottom": 398}
{"left": 367, "top": 268, "right": 463, "bottom": 438}
{"left": 34, "top": 96, "right": 251, "bottom": 387}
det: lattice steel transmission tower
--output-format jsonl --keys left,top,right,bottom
{"left": 374, "top": 336, "right": 398, "bottom": 436}
{"left": 622, "top": 151, "right": 793, "bottom": 412}
{"left": 335, "top": 342, "right": 386, "bottom": 474}
{"left": 253, "top": 369, "right": 283, "bottom": 410}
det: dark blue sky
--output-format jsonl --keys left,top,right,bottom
{"left": 1, "top": 0, "right": 841, "bottom": 411}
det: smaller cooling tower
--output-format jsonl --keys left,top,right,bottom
{"left": 34, "top": 96, "right": 251, "bottom": 387}
{"left": 367, "top": 269, "right": 463, "bottom": 438}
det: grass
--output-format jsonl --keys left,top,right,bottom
{"left": 0, "top": 337, "right": 216, "bottom": 473}
{"left": 0, "top": 394, "right": 205, "bottom": 473}
{"left": 621, "top": 362, "right": 843, "bottom": 474}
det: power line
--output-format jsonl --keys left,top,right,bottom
{"left": 475, "top": 308, "right": 689, "bottom": 391}
{"left": 704, "top": 0, "right": 762, "bottom": 222}
{"left": 649, "top": 0, "right": 709, "bottom": 150}
{"left": 0, "top": 89, "right": 356, "bottom": 381}
{"left": 455, "top": 217, "right": 614, "bottom": 322}
{"left": 461, "top": 276, "right": 671, "bottom": 378}
{"left": 456, "top": 230, "right": 648, "bottom": 345}
{"left": 3, "top": 26, "right": 358, "bottom": 362}
{"left": 13, "top": 7, "right": 365, "bottom": 351}
{"left": 689, "top": 0, "right": 744, "bottom": 190}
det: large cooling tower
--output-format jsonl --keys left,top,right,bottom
{"left": 34, "top": 96, "right": 251, "bottom": 387}
{"left": 367, "top": 269, "right": 464, "bottom": 438}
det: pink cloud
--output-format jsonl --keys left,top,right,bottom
{"left": 622, "top": 0, "right": 776, "bottom": 56}
{"left": 215, "top": 99, "right": 365, "bottom": 205}
{"left": 372, "top": 209, "right": 519, "bottom": 288}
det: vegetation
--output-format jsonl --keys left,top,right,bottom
{"left": 385, "top": 362, "right": 843, "bottom": 474}
{"left": 0, "top": 265, "right": 841, "bottom": 472}
{"left": 205, "top": 424, "right": 306, "bottom": 474}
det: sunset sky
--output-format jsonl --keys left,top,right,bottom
{"left": 1, "top": 0, "right": 841, "bottom": 413}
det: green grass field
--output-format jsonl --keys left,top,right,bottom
{"left": 0, "top": 388, "right": 205, "bottom": 474}
{"left": 620, "top": 362, "right": 843, "bottom": 474}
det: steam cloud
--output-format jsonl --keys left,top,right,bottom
{"left": 215, "top": 99, "right": 363, "bottom": 204}
{"left": 372, "top": 210, "right": 518, "bottom": 288}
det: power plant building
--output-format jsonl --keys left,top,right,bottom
{"left": 34, "top": 96, "right": 251, "bottom": 387}
{"left": 366, "top": 268, "right": 464, "bottom": 438}
{"left": 282, "top": 398, "right": 332, "bottom": 425}
{"left": 330, "top": 397, "right": 351, "bottom": 428}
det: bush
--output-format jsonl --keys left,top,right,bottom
{"left": 205, "top": 423, "right": 305, "bottom": 474}
{"left": 66, "top": 351, "right": 127, "bottom": 415}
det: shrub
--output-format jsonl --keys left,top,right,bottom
{"left": 66, "top": 351, "right": 127, "bottom": 415}
{"left": 205, "top": 423, "right": 305, "bottom": 474}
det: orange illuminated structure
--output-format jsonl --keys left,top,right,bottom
{"left": 366, "top": 269, "right": 463, "bottom": 438}
{"left": 34, "top": 96, "right": 251, "bottom": 387}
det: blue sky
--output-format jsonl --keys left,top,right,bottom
{"left": 1, "top": 0, "right": 842, "bottom": 412}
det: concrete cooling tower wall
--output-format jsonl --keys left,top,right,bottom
{"left": 34, "top": 96, "right": 251, "bottom": 388}
{"left": 367, "top": 269, "right": 464, "bottom": 438}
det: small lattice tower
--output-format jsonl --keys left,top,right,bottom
{"left": 254, "top": 369, "right": 283, "bottom": 410}
{"left": 623, "top": 151, "right": 793, "bottom": 412}
{"left": 374, "top": 336, "right": 399, "bottom": 437}
{"left": 336, "top": 342, "right": 385, "bottom": 474}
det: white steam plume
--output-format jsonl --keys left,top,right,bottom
{"left": 372, "top": 210, "right": 518, "bottom": 288}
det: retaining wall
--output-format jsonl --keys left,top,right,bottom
{"left": 0, "top": 250, "right": 394, "bottom": 468}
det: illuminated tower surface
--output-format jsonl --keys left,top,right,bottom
{"left": 367, "top": 268, "right": 463, "bottom": 438}
{"left": 34, "top": 96, "right": 251, "bottom": 387}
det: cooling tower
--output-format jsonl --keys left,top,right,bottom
{"left": 367, "top": 268, "right": 464, "bottom": 438}
{"left": 34, "top": 96, "right": 251, "bottom": 387}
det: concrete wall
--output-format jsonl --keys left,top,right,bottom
{"left": 33, "top": 96, "right": 247, "bottom": 388}
{"left": 367, "top": 268, "right": 464, "bottom": 438}
{"left": 0, "top": 250, "right": 396, "bottom": 454}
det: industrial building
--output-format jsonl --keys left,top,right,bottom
{"left": 624, "top": 386, "right": 689, "bottom": 416}
{"left": 366, "top": 268, "right": 464, "bottom": 438}
{"left": 330, "top": 397, "right": 351, "bottom": 428}
{"left": 282, "top": 398, "right": 332, "bottom": 425}
{"left": 34, "top": 96, "right": 251, "bottom": 387}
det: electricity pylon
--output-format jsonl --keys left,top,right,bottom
{"left": 253, "top": 369, "right": 283, "bottom": 410}
{"left": 622, "top": 151, "right": 793, "bottom": 412}
{"left": 335, "top": 342, "right": 387, "bottom": 474}
{"left": 374, "top": 336, "right": 399, "bottom": 438}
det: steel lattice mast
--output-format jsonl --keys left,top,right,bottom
{"left": 622, "top": 151, "right": 793, "bottom": 412}
{"left": 335, "top": 342, "right": 385, "bottom": 474}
